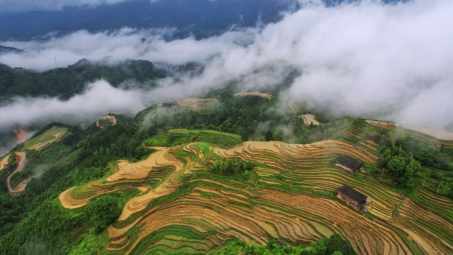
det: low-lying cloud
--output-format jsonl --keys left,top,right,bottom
{"left": 0, "top": 81, "right": 145, "bottom": 130}
{"left": 1, "top": 0, "right": 453, "bottom": 133}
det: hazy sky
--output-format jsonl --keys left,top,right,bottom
{"left": 0, "top": 0, "right": 452, "bottom": 132}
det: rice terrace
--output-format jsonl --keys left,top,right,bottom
{"left": 1, "top": 86, "right": 453, "bottom": 255}
{"left": 1, "top": 1, "right": 453, "bottom": 254}
{"left": 58, "top": 122, "right": 453, "bottom": 254}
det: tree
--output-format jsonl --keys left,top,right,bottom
{"left": 241, "top": 131, "right": 250, "bottom": 141}
{"left": 325, "top": 234, "right": 357, "bottom": 255}
{"left": 387, "top": 155, "right": 406, "bottom": 178}
{"left": 85, "top": 196, "right": 121, "bottom": 234}
{"left": 448, "top": 189, "right": 453, "bottom": 199}
{"left": 265, "top": 130, "right": 273, "bottom": 141}
{"left": 431, "top": 171, "right": 441, "bottom": 179}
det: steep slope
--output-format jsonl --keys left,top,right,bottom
{"left": 0, "top": 58, "right": 167, "bottom": 103}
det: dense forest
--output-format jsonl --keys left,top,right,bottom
{"left": 0, "top": 58, "right": 167, "bottom": 103}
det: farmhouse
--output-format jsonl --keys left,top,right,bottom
{"left": 335, "top": 155, "right": 363, "bottom": 174}
{"left": 436, "top": 158, "right": 450, "bottom": 165}
{"left": 337, "top": 185, "right": 373, "bottom": 212}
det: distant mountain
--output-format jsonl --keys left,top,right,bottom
{"left": 0, "top": 59, "right": 168, "bottom": 102}
{"left": 0, "top": 0, "right": 298, "bottom": 41}
{"left": 0, "top": 45, "right": 23, "bottom": 54}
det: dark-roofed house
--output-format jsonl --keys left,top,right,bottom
{"left": 337, "top": 185, "right": 373, "bottom": 212}
{"left": 436, "top": 158, "right": 450, "bottom": 165}
{"left": 335, "top": 155, "right": 364, "bottom": 175}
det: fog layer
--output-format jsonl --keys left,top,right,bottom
{"left": 1, "top": 0, "right": 452, "bottom": 130}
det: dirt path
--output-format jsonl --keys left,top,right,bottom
{"left": 7, "top": 152, "right": 27, "bottom": 193}
{"left": 141, "top": 144, "right": 167, "bottom": 151}
{"left": 0, "top": 154, "right": 10, "bottom": 171}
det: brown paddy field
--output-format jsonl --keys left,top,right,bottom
{"left": 58, "top": 139, "right": 453, "bottom": 254}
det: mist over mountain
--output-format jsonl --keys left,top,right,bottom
{"left": 0, "top": 0, "right": 452, "bottom": 140}
{"left": 0, "top": 0, "right": 299, "bottom": 41}
{"left": 0, "top": 45, "right": 23, "bottom": 54}
{"left": 0, "top": 58, "right": 167, "bottom": 102}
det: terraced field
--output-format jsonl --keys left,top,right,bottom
{"left": 0, "top": 154, "right": 9, "bottom": 171}
{"left": 97, "top": 115, "right": 117, "bottom": 128}
{"left": 59, "top": 139, "right": 453, "bottom": 254}
{"left": 23, "top": 126, "right": 68, "bottom": 151}
{"left": 234, "top": 92, "right": 273, "bottom": 99}
{"left": 177, "top": 98, "right": 218, "bottom": 110}
{"left": 301, "top": 114, "right": 320, "bottom": 126}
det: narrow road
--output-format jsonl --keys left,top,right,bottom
{"left": 7, "top": 152, "right": 28, "bottom": 193}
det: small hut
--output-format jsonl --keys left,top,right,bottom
{"left": 436, "top": 158, "right": 450, "bottom": 165}
{"left": 335, "top": 155, "right": 364, "bottom": 175}
{"left": 337, "top": 185, "right": 373, "bottom": 212}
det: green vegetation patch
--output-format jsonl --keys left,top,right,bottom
{"left": 208, "top": 234, "right": 357, "bottom": 255}
{"left": 129, "top": 225, "right": 217, "bottom": 254}
{"left": 144, "top": 129, "right": 242, "bottom": 148}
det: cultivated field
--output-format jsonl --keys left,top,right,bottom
{"left": 58, "top": 134, "right": 453, "bottom": 254}
{"left": 96, "top": 115, "right": 117, "bottom": 128}
{"left": 23, "top": 126, "right": 68, "bottom": 151}
{"left": 177, "top": 98, "right": 218, "bottom": 110}
{"left": 301, "top": 114, "right": 320, "bottom": 126}
{"left": 0, "top": 154, "right": 10, "bottom": 171}
{"left": 234, "top": 92, "right": 273, "bottom": 99}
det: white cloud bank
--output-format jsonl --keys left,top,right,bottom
{"left": 1, "top": 0, "right": 453, "bottom": 130}
{"left": 0, "top": 81, "right": 145, "bottom": 130}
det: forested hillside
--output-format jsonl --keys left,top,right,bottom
{"left": 0, "top": 58, "right": 167, "bottom": 103}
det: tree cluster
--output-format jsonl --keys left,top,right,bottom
{"left": 215, "top": 234, "right": 356, "bottom": 255}
{"left": 210, "top": 157, "right": 254, "bottom": 177}
{"left": 380, "top": 145, "right": 421, "bottom": 190}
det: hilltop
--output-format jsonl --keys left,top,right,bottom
{"left": 0, "top": 45, "right": 23, "bottom": 54}
{"left": 0, "top": 86, "right": 452, "bottom": 254}
{"left": 0, "top": 58, "right": 168, "bottom": 103}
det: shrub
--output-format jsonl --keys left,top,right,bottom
{"left": 431, "top": 171, "right": 442, "bottom": 179}
{"left": 325, "top": 234, "right": 357, "bottom": 255}
{"left": 210, "top": 157, "right": 254, "bottom": 176}
{"left": 85, "top": 196, "right": 122, "bottom": 234}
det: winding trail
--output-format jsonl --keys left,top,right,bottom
{"left": 7, "top": 152, "right": 28, "bottom": 193}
